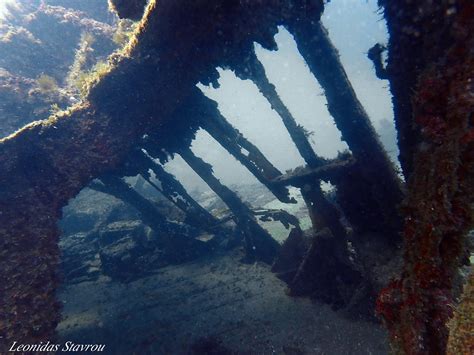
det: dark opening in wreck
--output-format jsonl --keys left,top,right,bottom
{"left": 0, "top": 0, "right": 472, "bottom": 354}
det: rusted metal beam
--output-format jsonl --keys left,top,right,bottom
{"left": 108, "top": 147, "right": 220, "bottom": 231}
{"left": 143, "top": 153, "right": 220, "bottom": 229}
{"left": 272, "top": 154, "right": 355, "bottom": 187}
{"left": 285, "top": 19, "right": 404, "bottom": 238}
{"left": 178, "top": 146, "right": 280, "bottom": 263}
{"left": 90, "top": 176, "right": 197, "bottom": 243}
{"left": 229, "top": 50, "right": 350, "bottom": 244}
{"left": 202, "top": 105, "right": 295, "bottom": 204}
{"left": 232, "top": 50, "right": 323, "bottom": 168}
{"left": 285, "top": 21, "right": 393, "bottom": 169}
{"left": 375, "top": 1, "right": 474, "bottom": 353}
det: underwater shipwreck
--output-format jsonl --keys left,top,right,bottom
{"left": 0, "top": 0, "right": 473, "bottom": 354}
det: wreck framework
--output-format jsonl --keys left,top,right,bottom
{"left": 0, "top": 0, "right": 472, "bottom": 353}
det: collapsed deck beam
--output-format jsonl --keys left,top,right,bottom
{"left": 141, "top": 151, "right": 220, "bottom": 229}
{"left": 178, "top": 146, "right": 280, "bottom": 263}
{"left": 138, "top": 173, "right": 218, "bottom": 231}
{"left": 272, "top": 154, "right": 355, "bottom": 187}
{"left": 90, "top": 175, "right": 199, "bottom": 246}
{"left": 101, "top": 147, "right": 220, "bottom": 231}
{"left": 199, "top": 97, "right": 295, "bottom": 204}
